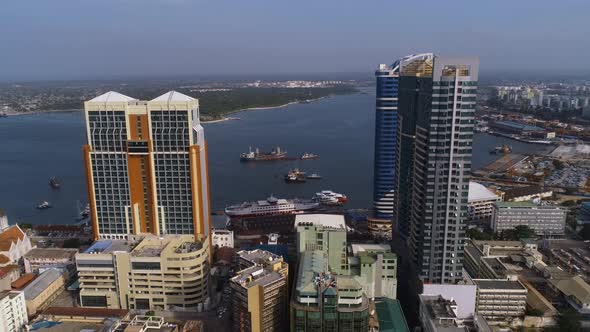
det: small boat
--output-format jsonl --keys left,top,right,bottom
{"left": 79, "top": 203, "right": 90, "bottom": 219}
{"left": 301, "top": 153, "right": 319, "bottom": 160}
{"left": 312, "top": 190, "right": 348, "bottom": 205}
{"left": 285, "top": 169, "right": 306, "bottom": 183}
{"left": 49, "top": 177, "right": 61, "bottom": 189}
{"left": 490, "top": 144, "right": 512, "bottom": 154}
{"left": 307, "top": 173, "right": 322, "bottom": 180}
{"left": 37, "top": 201, "right": 51, "bottom": 209}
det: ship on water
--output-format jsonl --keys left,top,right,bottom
{"left": 240, "top": 146, "right": 289, "bottom": 162}
{"left": 307, "top": 173, "right": 322, "bottom": 180}
{"left": 49, "top": 177, "right": 61, "bottom": 189}
{"left": 37, "top": 201, "right": 51, "bottom": 210}
{"left": 225, "top": 195, "right": 318, "bottom": 217}
{"left": 301, "top": 153, "right": 319, "bottom": 160}
{"left": 285, "top": 169, "right": 306, "bottom": 183}
{"left": 312, "top": 190, "right": 348, "bottom": 206}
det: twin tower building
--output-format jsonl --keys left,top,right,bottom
{"left": 83, "top": 90, "right": 211, "bottom": 244}
{"left": 82, "top": 53, "right": 479, "bottom": 285}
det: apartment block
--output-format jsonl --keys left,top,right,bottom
{"left": 0, "top": 291, "right": 28, "bottom": 332}
{"left": 230, "top": 250, "right": 289, "bottom": 332}
{"left": 76, "top": 234, "right": 209, "bottom": 310}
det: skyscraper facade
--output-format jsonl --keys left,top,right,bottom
{"left": 83, "top": 91, "right": 211, "bottom": 240}
{"left": 371, "top": 63, "right": 401, "bottom": 236}
{"left": 399, "top": 55, "right": 479, "bottom": 283}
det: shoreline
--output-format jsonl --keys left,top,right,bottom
{"left": 2, "top": 95, "right": 334, "bottom": 122}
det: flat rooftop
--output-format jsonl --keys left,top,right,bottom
{"left": 295, "top": 214, "right": 346, "bottom": 229}
{"left": 238, "top": 249, "right": 282, "bottom": 265}
{"left": 25, "top": 248, "right": 78, "bottom": 260}
{"left": 231, "top": 265, "right": 284, "bottom": 289}
{"left": 473, "top": 279, "right": 526, "bottom": 291}
{"left": 83, "top": 240, "right": 131, "bottom": 254}
{"left": 468, "top": 181, "right": 500, "bottom": 202}
{"left": 350, "top": 243, "right": 391, "bottom": 256}
{"left": 23, "top": 269, "right": 63, "bottom": 301}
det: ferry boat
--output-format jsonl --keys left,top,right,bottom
{"left": 49, "top": 177, "right": 61, "bottom": 189}
{"left": 285, "top": 169, "right": 306, "bottom": 183}
{"left": 240, "top": 146, "right": 288, "bottom": 162}
{"left": 301, "top": 153, "right": 319, "bottom": 160}
{"left": 36, "top": 201, "right": 52, "bottom": 209}
{"left": 307, "top": 173, "right": 322, "bottom": 180}
{"left": 225, "top": 195, "right": 319, "bottom": 217}
{"left": 312, "top": 190, "right": 348, "bottom": 205}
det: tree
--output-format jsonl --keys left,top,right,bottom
{"left": 466, "top": 228, "right": 493, "bottom": 241}
{"left": 500, "top": 225, "right": 536, "bottom": 240}
{"left": 547, "top": 310, "right": 581, "bottom": 332}
{"left": 553, "top": 159, "right": 565, "bottom": 170}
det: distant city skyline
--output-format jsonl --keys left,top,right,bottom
{"left": 1, "top": 0, "right": 589, "bottom": 81}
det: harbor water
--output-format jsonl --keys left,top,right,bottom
{"left": 0, "top": 92, "right": 552, "bottom": 225}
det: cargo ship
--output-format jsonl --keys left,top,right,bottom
{"left": 225, "top": 195, "right": 318, "bottom": 217}
{"left": 285, "top": 169, "right": 306, "bottom": 183}
{"left": 312, "top": 190, "right": 348, "bottom": 205}
{"left": 240, "top": 146, "right": 289, "bottom": 162}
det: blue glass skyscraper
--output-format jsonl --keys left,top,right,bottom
{"left": 372, "top": 63, "right": 401, "bottom": 228}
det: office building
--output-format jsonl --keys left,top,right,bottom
{"left": 349, "top": 244, "right": 398, "bottom": 300}
{"left": 398, "top": 54, "right": 479, "bottom": 283}
{"left": 230, "top": 250, "right": 288, "bottom": 332}
{"left": 503, "top": 186, "right": 553, "bottom": 202}
{"left": 295, "top": 214, "right": 348, "bottom": 275}
{"left": 76, "top": 234, "right": 210, "bottom": 310}
{"left": 0, "top": 291, "right": 27, "bottom": 332}
{"left": 371, "top": 64, "right": 401, "bottom": 236}
{"left": 290, "top": 251, "right": 370, "bottom": 332}
{"left": 468, "top": 182, "right": 501, "bottom": 224}
{"left": 491, "top": 202, "right": 566, "bottom": 236}
{"left": 83, "top": 91, "right": 211, "bottom": 240}
{"left": 473, "top": 279, "right": 527, "bottom": 323}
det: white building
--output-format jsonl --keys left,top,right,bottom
{"left": 473, "top": 279, "right": 527, "bottom": 323}
{"left": 0, "top": 291, "right": 28, "bottom": 332}
{"left": 492, "top": 202, "right": 566, "bottom": 236}
{"left": 211, "top": 229, "right": 234, "bottom": 248}
{"left": 0, "top": 225, "right": 32, "bottom": 267}
{"left": 468, "top": 182, "right": 502, "bottom": 224}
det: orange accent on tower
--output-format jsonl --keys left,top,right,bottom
{"left": 83, "top": 145, "right": 99, "bottom": 240}
{"left": 189, "top": 145, "right": 204, "bottom": 238}
{"left": 204, "top": 142, "right": 213, "bottom": 259}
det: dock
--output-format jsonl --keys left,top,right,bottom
{"left": 477, "top": 154, "right": 528, "bottom": 175}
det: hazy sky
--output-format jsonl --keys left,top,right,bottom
{"left": 1, "top": 0, "right": 589, "bottom": 81}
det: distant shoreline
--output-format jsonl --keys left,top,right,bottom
{"left": 1, "top": 95, "right": 332, "bottom": 121}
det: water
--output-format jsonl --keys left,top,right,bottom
{"left": 0, "top": 92, "right": 552, "bottom": 225}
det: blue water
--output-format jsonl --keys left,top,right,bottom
{"left": 0, "top": 92, "right": 551, "bottom": 225}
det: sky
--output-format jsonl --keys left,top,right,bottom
{"left": 1, "top": 0, "right": 589, "bottom": 82}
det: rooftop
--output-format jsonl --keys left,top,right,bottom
{"left": 550, "top": 276, "right": 590, "bottom": 305}
{"left": 11, "top": 273, "right": 36, "bottom": 289}
{"left": 231, "top": 265, "right": 284, "bottom": 289}
{"left": 493, "top": 120, "right": 545, "bottom": 132}
{"left": 0, "top": 225, "right": 26, "bottom": 251}
{"left": 374, "top": 299, "right": 410, "bottom": 332}
{"left": 504, "top": 185, "right": 552, "bottom": 200}
{"left": 296, "top": 250, "right": 329, "bottom": 295}
{"left": 350, "top": 243, "right": 392, "bottom": 256}
{"left": 88, "top": 91, "right": 136, "bottom": 103}
{"left": 151, "top": 90, "right": 196, "bottom": 103}
{"left": 0, "top": 290, "right": 22, "bottom": 301}
{"left": 83, "top": 240, "right": 131, "bottom": 254}
{"left": 422, "top": 284, "right": 477, "bottom": 320}
{"left": 295, "top": 214, "right": 346, "bottom": 229}
{"left": 25, "top": 248, "right": 78, "bottom": 260}
{"left": 468, "top": 182, "right": 500, "bottom": 202}
{"left": 43, "top": 306, "right": 129, "bottom": 319}
{"left": 23, "top": 269, "right": 63, "bottom": 300}
{"left": 237, "top": 249, "right": 283, "bottom": 266}
{"left": 420, "top": 295, "right": 463, "bottom": 332}
{"left": 473, "top": 279, "right": 526, "bottom": 291}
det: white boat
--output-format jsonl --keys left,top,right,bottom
{"left": 37, "top": 201, "right": 51, "bottom": 209}
{"left": 312, "top": 190, "right": 348, "bottom": 205}
{"left": 225, "top": 195, "right": 319, "bottom": 217}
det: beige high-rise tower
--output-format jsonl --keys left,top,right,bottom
{"left": 83, "top": 91, "right": 211, "bottom": 241}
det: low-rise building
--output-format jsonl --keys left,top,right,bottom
{"left": 464, "top": 239, "right": 541, "bottom": 279}
{"left": 230, "top": 250, "right": 288, "bottom": 332}
{"left": 549, "top": 275, "right": 590, "bottom": 314}
{"left": 474, "top": 279, "right": 527, "bottom": 323}
{"left": 491, "top": 202, "right": 566, "bottom": 236}
{"left": 23, "top": 269, "right": 66, "bottom": 315}
{"left": 468, "top": 182, "right": 502, "bottom": 224}
{"left": 503, "top": 186, "right": 553, "bottom": 202}
{"left": 211, "top": 229, "right": 234, "bottom": 248}
{"left": 0, "top": 265, "right": 21, "bottom": 291}
{"left": 0, "top": 225, "right": 32, "bottom": 267}
{"left": 419, "top": 295, "right": 466, "bottom": 332}
{"left": 0, "top": 291, "right": 28, "bottom": 332}
{"left": 577, "top": 201, "right": 590, "bottom": 228}
{"left": 76, "top": 234, "right": 210, "bottom": 311}
{"left": 23, "top": 248, "right": 78, "bottom": 275}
